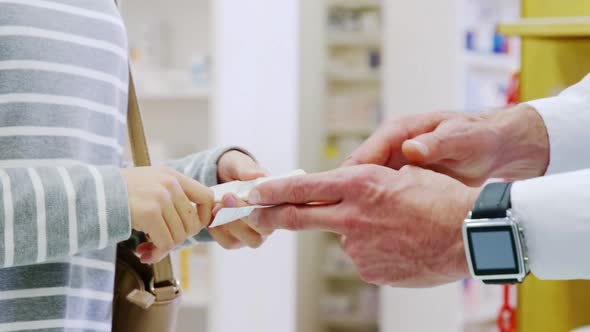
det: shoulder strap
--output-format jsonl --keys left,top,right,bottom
{"left": 127, "top": 70, "right": 179, "bottom": 300}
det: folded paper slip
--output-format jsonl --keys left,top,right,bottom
{"left": 211, "top": 169, "right": 306, "bottom": 202}
{"left": 209, "top": 169, "right": 306, "bottom": 228}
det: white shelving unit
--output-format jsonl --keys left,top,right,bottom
{"left": 464, "top": 52, "right": 519, "bottom": 73}
{"left": 296, "top": 1, "right": 384, "bottom": 331}
{"left": 323, "top": 318, "right": 380, "bottom": 329}
{"left": 118, "top": 2, "right": 214, "bottom": 332}
{"left": 461, "top": 0, "right": 520, "bottom": 331}
{"left": 327, "top": 70, "right": 381, "bottom": 82}
{"left": 327, "top": 0, "right": 382, "bottom": 10}
{"left": 327, "top": 33, "right": 382, "bottom": 46}
{"left": 462, "top": 0, "right": 521, "bottom": 111}
{"left": 120, "top": 0, "right": 213, "bottom": 163}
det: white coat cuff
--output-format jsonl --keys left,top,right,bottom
{"left": 525, "top": 96, "right": 590, "bottom": 175}
{"left": 512, "top": 170, "right": 590, "bottom": 280}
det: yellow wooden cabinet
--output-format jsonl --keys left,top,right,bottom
{"left": 498, "top": 2, "right": 590, "bottom": 332}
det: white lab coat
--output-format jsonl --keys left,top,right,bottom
{"left": 513, "top": 74, "right": 590, "bottom": 279}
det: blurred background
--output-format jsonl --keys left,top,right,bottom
{"left": 116, "top": 0, "right": 588, "bottom": 331}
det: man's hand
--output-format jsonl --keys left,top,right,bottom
{"left": 121, "top": 166, "right": 214, "bottom": 264}
{"left": 211, "top": 150, "right": 270, "bottom": 249}
{"left": 343, "top": 105, "right": 550, "bottom": 186}
{"left": 247, "top": 165, "right": 480, "bottom": 287}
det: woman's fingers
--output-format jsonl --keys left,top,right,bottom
{"left": 162, "top": 200, "right": 187, "bottom": 246}
{"left": 225, "top": 220, "right": 265, "bottom": 248}
{"left": 217, "top": 150, "right": 268, "bottom": 183}
{"left": 172, "top": 171, "right": 213, "bottom": 228}
{"left": 209, "top": 226, "right": 243, "bottom": 249}
{"left": 145, "top": 214, "right": 174, "bottom": 254}
{"left": 171, "top": 184, "right": 201, "bottom": 236}
{"left": 213, "top": 193, "right": 266, "bottom": 248}
{"left": 138, "top": 242, "right": 157, "bottom": 264}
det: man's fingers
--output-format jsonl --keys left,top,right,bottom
{"left": 343, "top": 113, "right": 452, "bottom": 168}
{"left": 402, "top": 122, "right": 458, "bottom": 164}
{"left": 341, "top": 126, "right": 395, "bottom": 167}
{"left": 249, "top": 204, "right": 345, "bottom": 234}
{"left": 248, "top": 171, "right": 345, "bottom": 206}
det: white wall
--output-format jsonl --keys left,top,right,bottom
{"left": 381, "top": 0, "right": 464, "bottom": 331}
{"left": 210, "top": 1, "right": 299, "bottom": 332}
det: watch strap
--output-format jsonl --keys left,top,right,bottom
{"left": 471, "top": 182, "right": 513, "bottom": 219}
{"left": 483, "top": 279, "right": 518, "bottom": 285}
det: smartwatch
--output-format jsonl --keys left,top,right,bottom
{"left": 463, "top": 182, "right": 529, "bottom": 284}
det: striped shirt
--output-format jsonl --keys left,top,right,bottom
{"left": 0, "top": 1, "right": 226, "bottom": 331}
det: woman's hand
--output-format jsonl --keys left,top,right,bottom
{"left": 212, "top": 150, "right": 271, "bottom": 249}
{"left": 121, "top": 166, "right": 214, "bottom": 263}
{"left": 211, "top": 193, "right": 272, "bottom": 249}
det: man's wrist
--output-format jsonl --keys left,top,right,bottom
{"left": 453, "top": 186, "right": 482, "bottom": 280}
{"left": 488, "top": 104, "right": 549, "bottom": 180}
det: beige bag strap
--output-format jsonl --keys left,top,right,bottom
{"left": 127, "top": 70, "right": 179, "bottom": 301}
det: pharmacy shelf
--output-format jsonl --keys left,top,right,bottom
{"left": 323, "top": 317, "right": 379, "bottom": 329}
{"left": 327, "top": 0, "right": 381, "bottom": 10}
{"left": 139, "top": 88, "right": 210, "bottom": 102}
{"left": 464, "top": 52, "right": 519, "bottom": 73}
{"left": 327, "top": 70, "right": 381, "bottom": 83}
{"left": 327, "top": 32, "right": 382, "bottom": 47}
{"left": 498, "top": 16, "right": 590, "bottom": 37}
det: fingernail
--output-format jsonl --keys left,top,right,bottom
{"left": 224, "top": 194, "right": 237, "bottom": 207}
{"left": 249, "top": 189, "right": 261, "bottom": 204}
{"left": 249, "top": 210, "right": 260, "bottom": 227}
{"left": 407, "top": 140, "right": 429, "bottom": 157}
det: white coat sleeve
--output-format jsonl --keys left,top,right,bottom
{"left": 525, "top": 74, "right": 590, "bottom": 175}
{"left": 512, "top": 168, "right": 590, "bottom": 279}
{"left": 514, "top": 74, "right": 590, "bottom": 279}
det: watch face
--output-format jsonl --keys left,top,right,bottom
{"left": 467, "top": 225, "right": 520, "bottom": 276}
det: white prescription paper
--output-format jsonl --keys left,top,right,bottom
{"left": 209, "top": 169, "right": 306, "bottom": 228}
{"left": 209, "top": 205, "right": 271, "bottom": 228}
{"left": 211, "top": 169, "right": 306, "bottom": 202}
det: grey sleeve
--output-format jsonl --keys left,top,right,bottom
{"left": 0, "top": 165, "right": 131, "bottom": 268}
{"left": 165, "top": 146, "right": 252, "bottom": 243}
{"left": 165, "top": 147, "right": 233, "bottom": 187}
